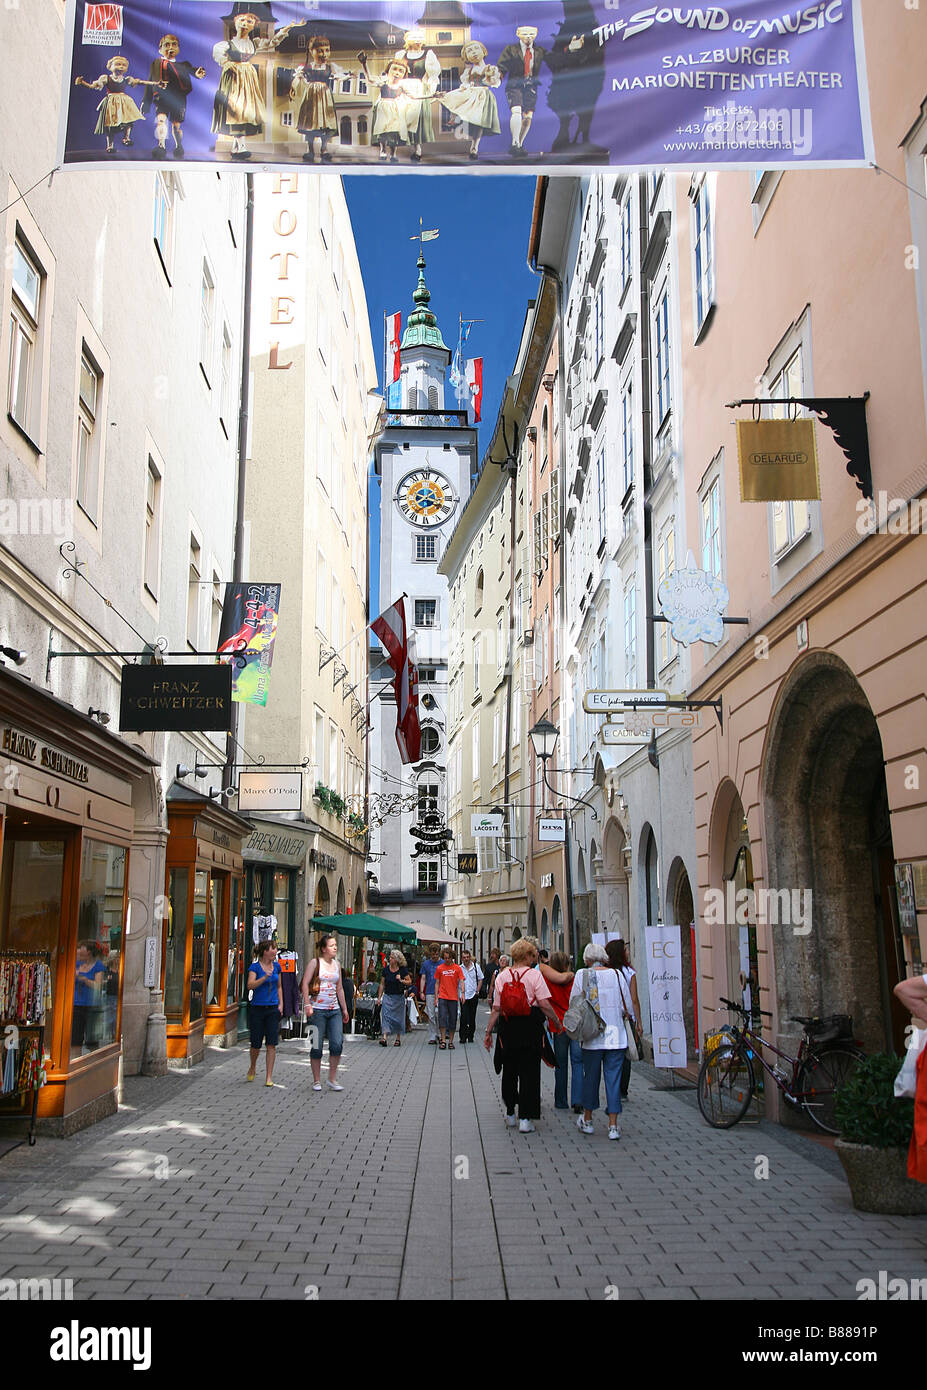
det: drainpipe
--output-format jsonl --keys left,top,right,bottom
{"left": 225, "top": 173, "right": 255, "bottom": 792}
{"left": 638, "top": 175, "right": 659, "bottom": 772}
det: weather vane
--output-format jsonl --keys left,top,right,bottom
{"left": 410, "top": 216, "right": 439, "bottom": 245}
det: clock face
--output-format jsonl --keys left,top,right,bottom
{"left": 396, "top": 469, "right": 456, "bottom": 528}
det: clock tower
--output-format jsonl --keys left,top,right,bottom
{"left": 368, "top": 250, "right": 478, "bottom": 929}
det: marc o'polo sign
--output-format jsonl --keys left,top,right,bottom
{"left": 119, "top": 664, "right": 232, "bottom": 732}
{"left": 736, "top": 418, "right": 821, "bottom": 502}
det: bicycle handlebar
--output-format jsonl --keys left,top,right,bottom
{"left": 719, "top": 997, "right": 773, "bottom": 1019}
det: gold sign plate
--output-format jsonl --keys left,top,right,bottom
{"left": 736, "top": 418, "right": 821, "bottom": 503}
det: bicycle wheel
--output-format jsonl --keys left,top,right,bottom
{"left": 797, "top": 1046, "right": 864, "bottom": 1134}
{"left": 697, "top": 1045, "right": 755, "bottom": 1128}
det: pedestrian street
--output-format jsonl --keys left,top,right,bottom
{"left": 1, "top": 1012, "right": 924, "bottom": 1304}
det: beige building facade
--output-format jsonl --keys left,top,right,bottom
{"left": 674, "top": 0, "right": 927, "bottom": 1102}
{"left": 243, "top": 172, "right": 377, "bottom": 972}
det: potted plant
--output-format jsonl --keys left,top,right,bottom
{"left": 833, "top": 1052, "right": 927, "bottom": 1215}
{"left": 315, "top": 783, "right": 332, "bottom": 813}
{"left": 330, "top": 791, "right": 346, "bottom": 820}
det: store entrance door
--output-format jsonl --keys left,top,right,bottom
{"left": 0, "top": 822, "right": 69, "bottom": 1070}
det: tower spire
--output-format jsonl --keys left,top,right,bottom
{"left": 400, "top": 248, "right": 450, "bottom": 354}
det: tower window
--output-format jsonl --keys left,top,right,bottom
{"left": 428, "top": 385, "right": 439, "bottom": 410}
{"left": 415, "top": 535, "right": 437, "bottom": 562}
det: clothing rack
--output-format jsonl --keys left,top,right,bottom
{"left": 0, "top": 950, "right": 52, "bottom": 1147}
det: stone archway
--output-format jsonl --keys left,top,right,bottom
{"left": 336, "top": 878, "right": 346, "bottom": 915}
{"left": 552, "top": 897, "right": 563, "bottom": 954}
{"left": 314, "top": 876, "right": 330, "bottom": 917}
{"left": 540, "top": 909, "right": 550, "bottom": 950}
{"left": 638, "top": 823, "right": 660, "bottom": 926}
{"left": 598, "top": 815, "right": 630, "bottom": 941}
{"left": 353, "top": 887, "right": 363, "bottom": 915}
{"left": 666, "top": 855, "right": 697, "bottom": 1060}
{"left": 762, "top": 652, "right": 903, "bottom": 1054}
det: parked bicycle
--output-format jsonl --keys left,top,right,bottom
{"left": 697, "top": 997, "right": 865, "bottom": 1134}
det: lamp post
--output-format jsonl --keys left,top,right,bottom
{"left": 529, "top": 719, "right": 579, "bottom": 963}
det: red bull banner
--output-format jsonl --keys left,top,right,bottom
{"left": 217, "top": 581, "right": 282, "bottom": 706}
{"left": 59, "top": 0, "right": 873, "bottom": 170}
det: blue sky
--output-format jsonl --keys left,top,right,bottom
{"left": 343, "top": 174, "right": 539, "bottom": 615}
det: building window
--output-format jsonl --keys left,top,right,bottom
{"left": 654, "top": 288, "right": 671, "bottom": 426}
{"left": 420, "top": 727, "right": 440, "bottom": 756}
{"left": 415, "top": 599, "right": 437, "bottom": 628}
{"left": 153, "top": 173, "right": 174, "bottom": 282}
{"left": 417, "top": 861, "right": 439, "bottom": 893}
{"left": 315, "top": 549, "right": 327, "bottom": 632}
{"left": 219, "top": 324, "right": 232, "bottom": 435}
{"left": 496, "top": 615, "right": 505, "bottom": 673}
{"left": 418, "top": 781, "right": 438, "bottom": 813}
{"left": 541, "top": 405, "right": 549, "bottom": 470}
{"left": 8, "top": 237, "right": 42, "bottom": 437}
{"left": 595, "top": 447, "right": 607, "bottom": 546}
{"left": 624, "top": 584, "right": 636, "bottom": 685}
{"left": 75, "top": 348, "right": 101, "bottom": 522}
{"left": 143, "top": 458, "right": 161, "bottom": 599}
{"left": 210, "top": 571, "right": 224, "bottom": 650}
{"left": 657, "top": 521, "right": 675, "bottom": 668}
{"left": 187, "top": 534, "right": 201, "bottom": 648}
{"left": 540, "top": 492, "right": 550, "bottom": 569}
{"left": 472, "top": 634, "right": 480, "bottom": 692}
{"left": 418, "top": 665, "right": 437, "bottom": 683}
{"left": 593, "top": 280, "right": 605, "bottom": 365}
{"left": 701, "top": 475, "right": 722, "bottom": 578}
{"left": 474, "top": 568, "right": 484, "bottom": 613}
{"left": 769, "top": 348, "right": 811, "bottom": 556}
{"left": 492, "top": 708, "right": 501, "bottom": 766}
{"left": 692, "top": 176, "right": 714, "bottom": 334}
{"left": 619, "top": 191, "right": 633, "bottom": 296}
{"left": 621, "top": 379, "right": 634, "bottom": 495}
{"left": 199, "top": 262, "right": 215, "bottom": 386}
{"left": 427, "top": 384, "right": 439, "bottom": 410}
{"left": 415, "top": 534, "right": 437, "bottom": 561}
{"left": 471, "top": 717, "right": 480, "bottom": 775}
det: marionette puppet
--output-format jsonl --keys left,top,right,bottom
{"left": 212, "top": 9, "right": 304, "bottom": 159}
{"left": 74, "top": 54, "right": 164, "bottom": 154}
{"left": 439, "top": 41, "right": 501, "bottom": 160}
{"left": 546, "top": 1, "right": 606, "bottom": 156}
{"left": 394, "top": 29, "right": 441, "bottom": 162}
{"left": 496, "top": 24, "right": 547, "bottom": 158}
{"left": 289, "top": 35, "right": 353, "bottom": 163}
{"left": 141, "top": 33, "right": 207, "bottom": 160}
{"left": 358, "top": 55, "right": 413, "bottom": 163}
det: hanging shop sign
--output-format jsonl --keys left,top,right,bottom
{"left": 644, "top": 923, "right": 687, "bottom": 1067}
{"left": 457, "top": 852, "right": 479, "bottom": 874}
{"left": 736, "top": 418, "right": 821, "bottom": 502}
{"left": 471, "top": 812, "right": 505, "bottom": 838}
{"left": 538, "top": 816, "right": 566, "bottom": 842}
{"left": 217, "top": 583, "right": 282, "bottom": 707}
{"left": 658, "top": 563, "right": 730, "bottom": 646}
{"left": 237, "top": 770, "right": 302, "bottom": 813}
{"left": 119, "top": 663, "right": 231, "bottom": 732}
{"left": 584, "top": 689, "right": 667, "bottom": 714}
{"left": 600, "top": 723, "right": 649, "bottom": 746}
{"left": 59, "top": 0, "right": 873, "bottom": 173}
{"left": 244, "top": 822, "right": 314, "bottom": 865}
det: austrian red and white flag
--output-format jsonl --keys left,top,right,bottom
{"left": 394, "top": 659, "right": 421, "bottom": 765}
{"left": 465, "top": 357, "right": 483, "bottom": 423}
{"left": 370, "top": 598, "right": 408, "bottom": 677}
{"left": 386, "top": 311, "right": 402, "bottom": 385}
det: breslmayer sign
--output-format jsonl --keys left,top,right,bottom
{"left": 59, "top": 1, "right": 873, "bottom": 172}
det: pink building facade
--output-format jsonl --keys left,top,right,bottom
{"left": 674, "top": 0, "right": 927, "bottom": 1106}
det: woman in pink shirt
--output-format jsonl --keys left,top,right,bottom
{"left": 483, "top": 937, "right": 561, "bottom": 1133}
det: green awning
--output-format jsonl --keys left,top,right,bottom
{"left": 312, "top": 913, "right": 416, "bottom": 944}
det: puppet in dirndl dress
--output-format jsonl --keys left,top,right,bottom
{"left": 74, "top": 55, "right": 161, "bottom": 154}
{"left": 440, "top": 42, "right": 501, "bottom": 160}
{"left": 360, "top": 56, "right": 413, "bottom": 163}
{"left": 395, "top": 30, "right": 441, "bottom": 162}
{"left": 212, "top": 10, "right": 302, "bottom": 159}
{"left": 290, "top": 35, "right": 353, "bottom": 163}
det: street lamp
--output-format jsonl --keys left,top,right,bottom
{"left": 529, "top": 719, "right": 579, "bottom": 963}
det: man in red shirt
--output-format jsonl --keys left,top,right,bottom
{"left": 434, "top": 946, "right": 465, "bottom": 1050}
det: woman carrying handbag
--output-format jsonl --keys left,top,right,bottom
{"left": 606, "top": 939, "right": 643, "bottom": 1099}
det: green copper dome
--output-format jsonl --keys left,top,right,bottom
{"left": 400, "top": 253, "right": 450, "bottom": 353}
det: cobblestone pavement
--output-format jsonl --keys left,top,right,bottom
{"left": 0, "top": 1013, "right": 925, "bottom": 1301}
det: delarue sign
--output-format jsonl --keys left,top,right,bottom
{"left": 119, "top": 664, "right": 232, "bottom": 733}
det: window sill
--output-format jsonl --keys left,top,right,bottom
{"left": 199, "top": 363, "right": 212, "bottom": 391}
{"left": 7, "top": 412, "right": 43, "bottom": 456}
{"left": 773, "top": 527, "right": 813, "bottom": 566}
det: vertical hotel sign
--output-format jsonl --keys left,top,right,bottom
{"left": 265, "top": 173, "right": 303, "bottom": 374}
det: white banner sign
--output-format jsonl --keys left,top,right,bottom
{"left": 471, "top": 813, "right": 504, "bottom": 839}
{"left": 584, "top": 689, "right": 668, "bottom": 713}
{"left": 538, "top": 817, "right": 566, "bottom": 843}
{"left": 644, "top": 924, "right": 687, "bottom": 1068}
{"left": 238, "top": 771, "right": 303, "bottom": 813}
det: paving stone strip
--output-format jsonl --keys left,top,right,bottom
{"left": 0, "top": 1013, "right": 924, "bottom": 1300}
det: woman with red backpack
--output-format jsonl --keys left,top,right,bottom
{"left": 483, "top": 937, "right": 561, "bottom": 1133}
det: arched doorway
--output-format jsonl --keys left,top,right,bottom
{"left": 667, "top": 856, "right": 697, "bottom": 1059}
{"left": 639, "top": 824, "right": 659, "bottom": 925}
{"left": 527, "top": 901, "right": 537, "bottom": 940}
{"left": 336, "top": 878, "right": 346, "bottom": 915}
{"left": 339, "top": 115, "right": 352, "bottom": 145}
{"left": 353, "top": 887, "right": 363, "bottom": 915}
{"left": 540, "top": 908, "right": 550, "bottom": 950}
{"left": 763, "top": 652, "right": 904, "bottom": 1053}
{"left": 314, "top": 876, "right": 330, "bottom": 918}
{"left": 552, "top": 897, "right": 563, "bottom": 953}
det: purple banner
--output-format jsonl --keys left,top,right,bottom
{"left": 59, "top": 0, "right": 872, "bottom": 170}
